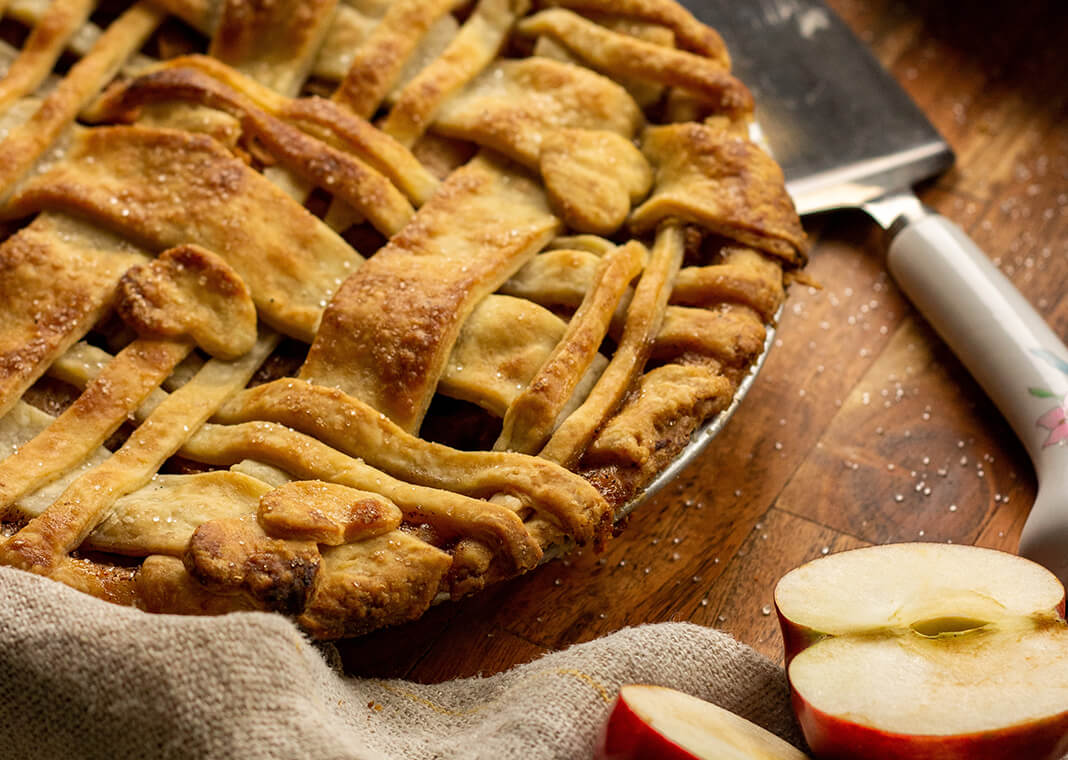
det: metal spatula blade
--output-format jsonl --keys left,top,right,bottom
{"left": 692, "top": 0, "right": 954, "bottom": 216}
{"left": 685, "top": 0, "right": 1068, "bottom": 581}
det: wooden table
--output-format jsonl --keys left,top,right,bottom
{"left": 339, "top": 0, "right": 1068, "bottom": 680}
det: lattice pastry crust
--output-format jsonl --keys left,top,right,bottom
{"left": 0, "top": 0, "right": 807, "bottom": 638}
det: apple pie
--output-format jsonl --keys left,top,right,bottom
{"left": 0, "top": 0, "right": 806, "bottom": 638}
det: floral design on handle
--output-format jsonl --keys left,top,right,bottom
{"left": 1030, "top": 349, "right": 1068, "bottom": 448}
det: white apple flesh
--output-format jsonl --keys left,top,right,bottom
{"left": 596, "top": 684, "right": 808, "bottom": 760}
{"left": 775, "top": 542, "right": 1068, "bottom": 760}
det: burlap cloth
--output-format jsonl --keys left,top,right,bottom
{"left": 0, "top": 567, "right": 804, "bottom": 759}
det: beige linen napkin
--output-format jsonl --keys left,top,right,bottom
{"left": 0, "top": 567, "right": 803, "bottom": 759}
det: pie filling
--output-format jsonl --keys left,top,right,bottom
{"left": 0, "top": 0, "right": 807, "bottom": 638}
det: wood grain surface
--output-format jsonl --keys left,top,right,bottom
{"left": 338, "top": 0, "right": 1068, "bottom": 680}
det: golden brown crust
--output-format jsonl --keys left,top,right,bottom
{"left": 209, "top": 0, "right": 338, "bottom": 97}
{"left": 0, "top": 214, "right": 143, "bottom": 418}
{"left": 0, "top": 339, "right": 190, "bottom": 513}
{"left": 258, "top": 481, "right": 403, "bottom": 545}
{"left": 497, "top": 242, "right": 644, "bottom": 454}
{"left": 649, "top": 304, "right": 767, "bottom": 367}
{"left": 0, "top": 2, "right": 163, "bottom": 199}
{"left": 137, "top": 554, "right": 261, "bottom": 615}
{"left": 631, "top": 123, "right": 808, "bottom": 263}
{"left": 97, "top": 66, "right": 415, "bottom": 235}
{"left": 0, "top": 334, "right": 276, "bottom": 574}
{"left": 0, "top": 0, "right": 807, "bottom": 638}
{"left": 177, "top": 418, "right": 545, "bottom": 573}
{"left": 116, "top": 245, "right": 257, "bottom": 359}
{"left": 52, "top": 556, "right": 139, "bottom": 606}
{"left": 539, "top": 0, "right": 730, "bottom": 61}
{"left": 332, "top": 0, "right": 460, "bottom": 118}
{"left": 539, "top": 128, "right": 653, "bottom": 235}
{"left": 672, "top": 246, "right": 785, "bottom": 322}
{"left": 212, "top": 379, "right": 610, "bottom": 546}
{"left": 541, "top": 221, "right": 683, "bottom": 467}
{"left": 298, "top": 533, "right": 452, "bottom": 639}
{"left": 585, "top": 363, "right": 732, "bottom": 473}
{"left": 301, "top": 153, "right": 560, "bottom": 432}
{"left": 518, "top": 9, "right": 750, "bottom": 114}
{"left": 185, "top": 514, "right": 321, "bottom": 614}
{"left": 92, "top": 53, "right": 440, "bottom": 206}
{"left": 433, "top": 57, "right": 644, "bottom": 167}
{"left": 0, "top": 0, "right": 95, "bottom": 113}
{"left": 88, "top": 471, "right": 273, "bottom": 556}
{"left": 8, "top": 126, "right": 360, "bottom": 341}
{"left": 500, "top": 248, "right": 607, "bottom": 309}
{"left": 381, "top": 0, "right": 528, "bottom": 147}
{"left": 439, "top": 295, "right": 608, "bottom": 420}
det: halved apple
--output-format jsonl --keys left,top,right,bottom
{"left": 775, "top": 542, "right": 1068, "bottom": 760}
{"left": 596, "top": 683, "right": 808, "bottom": 760}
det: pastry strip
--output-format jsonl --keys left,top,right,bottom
{"left": 6, "top": 239, "right": 265, "bottom": 516}
{"left": 6, "top": 125, "right": 361, "bottom": 341}
{"left": 5, "top": 0, "right": 100, "bottom": 60}
{"left": 496, "top": 241, "right": 645, "bottom": 454}
{"left": 541, "top": 221, "right": 684, "bottom": 467}
{"left": 208, "top": 0, "right": 338, "bottom": 97}
{"left": 308, "top": 2, "right": 386, "bottom": 81}
{"left": 542, "top": 0, "right": 729, "bottom": 61}
{"left": 50, "top": 555, "right": 138, "bottom": 605}
{"left": 299, "top": 533, "right": 453, "bottom": 639}
{"left": 257, "top": 480, "right": 403, "bottom": 546}
{"left": 631, "top": 123, "right": 808, "bottom": 264}
{"left": 0, "top": 339, "right": 190, "bottom": 512}
{"left": 500, "top": 248, "right": 605, "bottom": 309}
{"left": 136, "top": 554, "right": 257, "bottom": 615}
{"left": 0, "top": 401, "right": 112, "bottom": 518}
{"left": 532, "top": 18, "right": 672, "bottom": 109}
{"left": 179, "top": 420, "right": 543, "bottom": 569}
{"left": 145, "top": 0, "right": 218, "bottom": 33}
{"left": 438, "top": 295, "right": 608, "bottom": 422}
{"left": 650, "top": 304, "right": 767, "bottom": 367}
{"left": 670, "top": 246, "right": 784, "bottom": 322}
{"left": 213, "top": 379, "right": 611, "bottom": 543}
{"left": 97, "top": 66, "right": 414, "bottom": 235}
{"left": 0, "top": 0, "right": 94, "bottom": 113}
{"left": 0, "top": 1, "right": 163, "bottom": 199}
{"left": 0, "top": 332, "right": 277, "bottom": 574}
{"left": 0, "top": 213, "right": 145, "bottom": 417}
{"left": 301, "top": 153, "right": 560, "bottom": 432}
{"left": 86, "top": 471, "right": 273, "bottom": 556}
{"left": 381, "top": 0, "right": 526, "bottom": 147}
{"left": 98, "top": 54, "right": 439, "bottom": 206}
{"left": 47, "top": 342, "right": 170, "bottom": 419}
{"left": 439, "top": 295, "right": 571, "bottom": 417}
{"left": 517, "top": 9, "right": 752, "bottom": 115}
{"left": 282, "top": 97, "right": 439, "bottom": 205}
{"left": 584, "top": 363, "right": 733, "bottom": 479}
{"left": 332, "top": 0, "right": 460, "bottom": 118}
{"left": 505, "top": 245, "right": 783, "bottom": 321}
{"left": 433, "top": 58, "right": 643, "bottom": 167}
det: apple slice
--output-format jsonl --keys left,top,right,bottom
{"left": 596, "top": 684, "right": 808, "bottom": 760}
{"left": 775, "top": 542, "right": 1068, "bottom": 760}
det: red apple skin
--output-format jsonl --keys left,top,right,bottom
{"left": 791, "top": 685, "right": 1068, "bottom": 760}
{"left": 595, "top": 693, "right": 703, "bottom": 760}
{"left": 775, "top": 605, "right": 825, "bottom": 667}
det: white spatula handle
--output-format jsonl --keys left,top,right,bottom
{"left": 886, "top": 212, "right": 1068, "bottom": 578}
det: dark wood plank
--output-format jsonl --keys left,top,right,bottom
{"left": 694, "top": 508, "right": 868, "bottom": 663}
{"left": 776, "top": 315, "right": 1038, "bottom": 545}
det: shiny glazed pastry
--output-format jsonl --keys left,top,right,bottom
{"left": 0, "top": 0, "right": 807, "bottom": 638}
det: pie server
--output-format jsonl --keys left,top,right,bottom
{"left": 683, "top": 0, "right": 1068, "bottom": 582}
